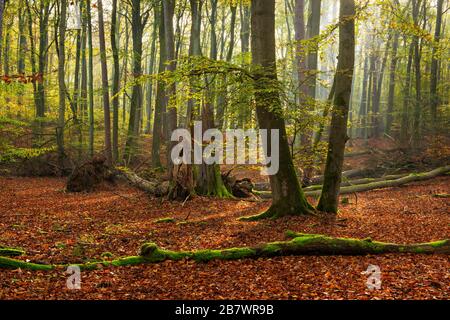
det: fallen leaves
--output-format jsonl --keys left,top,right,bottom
{"left": 0, "top": 176, "right": 448, "bottom": 300}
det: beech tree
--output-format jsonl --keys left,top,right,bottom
{"left": 317, "top": 0, "right": 356, "bottom": 214}
{"left": 244, "top": 0, "right": 314, "bottom": 220}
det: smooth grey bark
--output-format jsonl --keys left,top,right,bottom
{"left": 111, "top": 0, "right": 120, "bottom": 162}
{"left": 317, "top": 0, "right": 356, "bottom": 214}
{"left": 372, "top": 35, "right": 392, "bottom": 137}
{"left": 243, "top": 0, "right": 314, "bottom": 220}
{"left": 151, "top": 4, "right": 166, "bottom": 168}
{"left": 87, "top": 0, "right": 95, "bottom": 157}
{"left": 359, "top": 54, "right": 369, "bottom": 140}
{"left": 0, "top": 0, "right": 5, "bottom": 70}
{"left": 400, "top": 40, "right": 414, "bottom": 144}
{"left": 386, "top": 32, "right": 400, "bottom": 135}
{"left": 430, "top": 0, "right": 443, "bottom": 126}
{"left": 411, "top": 0, "right": 422, "bottom": 148}
{"left": 306, "top": 0, "right": 321, "bottom": 98}
{"left": 163, "top": 0, "right": 177, "bottom": 178}
{"left": 124, "top": 0, "right": 149, "bottom": 161}
{"left": 97, "top": 0, "right": 113, "bottom": 165}
{"left": 216, "top": 3, "right": 237, "bottom": 129}
{"left": 145, "top": 17, "right": 157, "bottom": 134}
{"left": 57, "top": 0, "right": 67, "bottom": 171}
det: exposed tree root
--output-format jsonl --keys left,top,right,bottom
{"left": 1, "top": 233, "right": 448, "bottom": 271}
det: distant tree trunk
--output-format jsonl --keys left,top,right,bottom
{"left": 145, "top": 17, "right": 157, "bottom": 134}
{"left": 163, "top": 0, "right": 177, "bottom": 178}
{"left": 294, "top": 0, "right": 308, "bottom": 98}
{"left": 151, "top": 4, "right": 166, "bottom": 168}
{"left": 411, "top": 0, "right": 422, "bottom": 148}
{"left": 122, "top": 10, "right": 130, "bottom": 127}
{"left": 57, "top": 0, "right": 67, "bottom": 172}
{"left": 400, "top": 40, "right": 414, "bottom": 144}
{"left": 111, "top": 0, "right": 120, "bottom": 162}
{"left": 372, "top": 34, "right": 392, "bottom": 137}
{"left": 87, "top": 0, "right": 95, "bottom": 157}
{"left": 97, "top": 0, "right": 113, "bottom": 166}
{"left": 386, "top": 32, "right": 400, "bottom": 135}
{"left": 124, "top": 0, "right": 147, "bottom": 161}
{"left": 430, "top": 0, "right": 443, "bottom": 127}
{"left": 71, "top": 15, "right": 83, "bottom": 159}
{"left": 0, "top": 0, "right": 5, "bottom": 70}
{"left": 80, "top": 2, "right": 88, "bottom": 124}
{"left": 317, "top": 0, "right": 356, "bottom": 214}
{"left": 216, "top": 3, "right": 237, "bottom": 129}
{"left": 37, "top": 0, "right": 50, "bottom": 118}
{"left": 359, "top": 54, "right": 369, "bottom": 140}
{"left": 243, "top": 0, "right": 314, "bottom": 220}
{"left": 306, "top": 0, "right": 321, "bottom": 98}
{"left": 25, "top": 0, "right": 38, "bottom": 118}
{"left": 240, "top": 2, "right": 250, "bottom": 55}
{"left": 17, "top": 2, "right": 27, "bottom": 76}
{"left": 237, "top": 2, "right": 251, "bottom": 128}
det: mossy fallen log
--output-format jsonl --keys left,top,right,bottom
{"left": 257, "top": 166, "right": 450, "bottom": 199}
{"left": 0, "top": 234, "right": 448, "bottom": 271}
{"left": 0, "top": 247, "right": 25, "bottom": 257}
{"left": 302, "top": 174, "right": 408, "bottom": 192}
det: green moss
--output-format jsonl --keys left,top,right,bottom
{"left": 0, "top": 247, "right": 26, "bottom": 257}
{"left": 101, "top": 252, "right": 114, "bottom": 259}
{"left": 429, "top": 240, "right": 448, "bottom": 247}
{"left": 111, "top": 256, "right": 146, "bottom": 267}
{"left": 154, "top": 217, "right": 176, "bottom": 224}
{"left": 0, "top": 256, "right": 54, "bottom": 271}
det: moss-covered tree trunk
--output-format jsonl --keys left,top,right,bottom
{"left": 317, "top": 0, "right": 355, "bottom": 214}
{"left": 244, "top": 0, "right": 314, "bottom": 220}
{"left": 1, "top": 234, "right": 448, "bottom": 271}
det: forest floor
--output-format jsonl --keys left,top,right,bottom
{"left": 0, "top": 174, "right": 449, "bottom": 300}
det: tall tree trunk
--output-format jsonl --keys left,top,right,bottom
{"left": 216, "top": 3, "right": 237, "bottom": 129}
{"left": 430, "top": 0, "right": 443, "bottom": 128}
{"left": 97, "top": 0, "right": 113, "bottom": 165}
{"left": 163, "top": 0, "right": 177, "bottom": 179}
{"left": 111, "top": 0, "right": 120, "bottom": 162}
{"left": 0, "top": 0, "right": 5, "bottom": 71}
{"left": 87, "top": 0, "right": 95, "bottom": 158}
{"left": 400, "top": 40, "right": 414, "bottom": 144}
{"left": 359, "top": 54, "right": 369, "bottom": 140}
{"left": 57, "top": 0, "right": 67, "bottom": 172}
{"left": 243, "top": 0, "right": 314, "bottom": 220}
{"left": 372, "top": 35, "right": 392, "bottom": 137}
{"left": 411, "top": 0, "right": 422, "bottom": 148}
{"left": 37, "top": 0, "right": 50, "bottom": 118}
{"left": 386, "top": 32, "right": 399, "bottom": 135}
{"left": 317, "top": 0, "right": 356, "bottom": 214}
{"left": 306, "top": 0, "right": 321, "bottom": 98}
{"left": 151, "top": 4, "right": 166, "bottom": 168}
{"left": 124, "top": 0, "right": 146, "bottom": 161}
{"left": 145, "top": 17, "right": 157, "bottom": 134}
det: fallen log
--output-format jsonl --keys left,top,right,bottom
{"left": 256, "top": 165, "right": 450, "bottom": 199}
{"left": 1, "top": 233, "right": 448, "bottom": 270}
{"left": 254, "top": 167, "right": 383, "bottom": 191}
{"left": 0, "top": 247, "right": 25, "bottom": 257}
{"left": 309, "top": 168, "right": 381, "bottom": 185}
{"left": 138, "top": 234, "right": 449, "bottom": 262}
{"left": 115, "top": 167, "right": 170, "bottom": 197}
{"left": 303, "top": 174, "right": 408, "bottom": 192}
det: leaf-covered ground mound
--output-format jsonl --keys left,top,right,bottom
{"left": 0, "top": 176, "right": 448, "bottom": 299}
